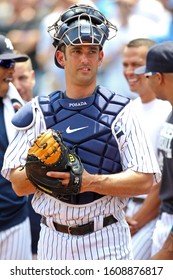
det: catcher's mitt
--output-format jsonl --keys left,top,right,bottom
{"left": 25, "top": 129, "right": 83, "bottom": 199}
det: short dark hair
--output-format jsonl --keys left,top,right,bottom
{"left": 126, "top": 38, "right": 156, "bottom": 49}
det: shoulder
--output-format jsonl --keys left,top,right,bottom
{"left": 12, "top": 97, "right": 38, "bottom": 130}
{"left": 155, "top": 99, "right": 172, "bottom": 120}
{"left": 115, "top": 100, "right": 134, "bottom": 118}
{"left": 97, "top": 86, "right": 130, "bottom": 105}
{"left": 156, "top": 99, "right": 172, "bottom": 110}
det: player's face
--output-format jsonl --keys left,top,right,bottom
{"left": 13, "top": 62, "right": 34, "bottom": 102}
{"left": 0, "top": 61, "right": 15, "bottom": 97}
{"left": 146, "top": 73, "right": 171, "bottom": 102}
{"left": 123, "top": 46, "right": 150, "bottom": 94}
{"left": 58, "top": 45, "right": 103, "bottom": 87}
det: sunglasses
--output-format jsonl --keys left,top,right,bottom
{"left": 0, "top": 60, "right": 15, "bottom": 69}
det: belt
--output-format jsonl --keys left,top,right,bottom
{"left": 131, "top": 197, "right": 145, "bottom": 204}
{"left": 42, "top": 215, "right": 118, "bottom": 236}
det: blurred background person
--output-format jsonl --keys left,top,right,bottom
{"left": 122, "top": 38, "right": 172, "bottom": 259}
{"left": 153, "top": 0, "right": 173, "bottom": 43}
{"left": 13, "top": 53, "right": 36, "bottom": 100}
{"left": 0, "top": 34, "right": 32, "bottom": 259}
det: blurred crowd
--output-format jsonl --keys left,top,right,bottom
{"left": 0, "top": 0, "right": 172, "bottom": 99}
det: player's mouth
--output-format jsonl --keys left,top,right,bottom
{"left": 127, "top": 77, "right": 138, "bottom": 85}
{"left": 79, "top": 66, "right": 90, "bottom": 72}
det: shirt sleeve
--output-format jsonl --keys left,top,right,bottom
{"left": 112, "top": 102, "right": 161, "bottom": 184}
{"left": 1, "top": 105, "right": 46, "bottom": 180}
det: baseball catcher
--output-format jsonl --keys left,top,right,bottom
{"left": 25, "top": 129, "right": 83, "bottom": 198}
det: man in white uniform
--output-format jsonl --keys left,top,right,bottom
{"left": 122, "top": 38, "right": 171, "bottom": 259}
{"left": 2, "top": 4, "right": 160, "bottom": 260}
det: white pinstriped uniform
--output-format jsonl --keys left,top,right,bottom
{"left": 2, "top": 98, "right": 161, "bottom": 260}
{"left": 125, "top": 98, "right": 172, "bottom": 260}
{"left": 0, "top": 218, "right": 32, "bottom": 260}
{"left": 125, "top": 200, "right": 158, "bottom": 259}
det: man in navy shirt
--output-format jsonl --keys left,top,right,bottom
{"left": 0, "top": 34, "right": 32, "bottom": 259}
{"left": 135, "top": 41, "right": 173, "bottom": 259}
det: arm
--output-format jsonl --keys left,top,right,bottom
{"left": 10, "top": 167, "right": 36, "bottom": 196}
{"left": 126, "top": 182, "right": 161, "bottom": 235}
{"left": 81, "top": 169, "right": 153, "bottom": 196}
{"left": 9, "top": 165, "right": 153, "bottom": 198}
{"left": 46, "top": 169, "right": 154, "bottom": 197}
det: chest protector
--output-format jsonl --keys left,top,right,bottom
{"left": 38, "top": 86, "right": 130, "bottom": 204}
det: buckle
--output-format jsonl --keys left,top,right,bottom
{"left": 68, "top": 225, "right": 72, "bottom": 235}
{"left": 67, "top": 224, "right": 78, "bottom": 235}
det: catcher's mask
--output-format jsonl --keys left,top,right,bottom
{"left": 47, "top": 4, "right": 118, "bottom": 68}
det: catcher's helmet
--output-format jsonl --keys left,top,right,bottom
{"left": 48, "top": 4, "right": 118, "bottom": 68}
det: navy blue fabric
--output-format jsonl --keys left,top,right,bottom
{"left": 28, "top": 194, "right": 41, "bottom": 254}
{"left": 159, "top": 110, "right": 173, "bottom": 214}
{"left": 39, "top": 86, "right": 130, "bottom": 204}
{"left": 0, "top": 98, "right": 28, "bottom": 231}
{"left": 12, "top": 100, "right": 33, "bottom": 128}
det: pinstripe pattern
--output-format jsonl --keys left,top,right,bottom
{"left": 0, "top": 218, "right": 32, "bottom": 260}
{"left": 125, "top": 199, "right": 158, "bottom": 260}
{"left": 151, "top": 212, "right": 173, "bottom": 256}
{"left": 38, "top": 220, "right": 132, "bottom": 260}
{"left": 124, "top": 98, "right": 171, "bottom": 259}
{"left": 132, "top": 218, "right": 157, "bottom": 259}
{"left": 2, "top": 98, "right": 161, "bottom": 260}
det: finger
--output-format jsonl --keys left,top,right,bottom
{"left": 46, "top": 171, "right": 70, "bottom": 186}
{"left": 46, "top": 171, "right": 70, "bottom": 179}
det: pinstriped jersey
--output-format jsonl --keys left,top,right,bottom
{"left": 2, "top": 86, "right": 161, "bottom": 210}
{"left": 1, "top": 87, "right": 161, "bottom": 260}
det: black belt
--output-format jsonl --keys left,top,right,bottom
{"left": 131, "top": 197, "right": 145, "bottom": 204}
{"left": 42, "top": 215, "right": 118, "bottom": 236}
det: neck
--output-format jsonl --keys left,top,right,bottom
{"left": 139, "top": 88, "right": 156, "bottom": 104}
{"left": 141, "top": 95, "right": 155, "bottom": 104}
{"left": 66, "top": 83, "right": 97, "bottom": 99}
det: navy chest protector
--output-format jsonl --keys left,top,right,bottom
{"left": 39, "top": 86, "right": 129, "bottom": 203}
{"left": 13, "top": 86, "right": 130, "bottom": 204}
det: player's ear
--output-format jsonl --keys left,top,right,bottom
{"left": 55, "top": 50, "right": 65, "bottom": 68}
{"left": 98, "top": 50, "right": 104, "bottom": 67}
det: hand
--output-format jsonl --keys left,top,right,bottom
{"left": 46, "top": 169, "right": 93, "bottom": 193}
{"left": 126, "top": 215, "right": 139, "bottom": 236}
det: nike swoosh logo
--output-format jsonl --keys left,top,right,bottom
{"left": 66, "top": 126, "right": 88, "bottom": 134}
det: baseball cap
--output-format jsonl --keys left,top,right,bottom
{"left": 0, "top": 34, "right": 28, "bottom": 62}
{"left": 135, "top": 41, "right": 173, "bottom": 76}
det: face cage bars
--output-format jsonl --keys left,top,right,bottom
{"left": 47, "top": 8, "right": 118, "bottom": 47}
